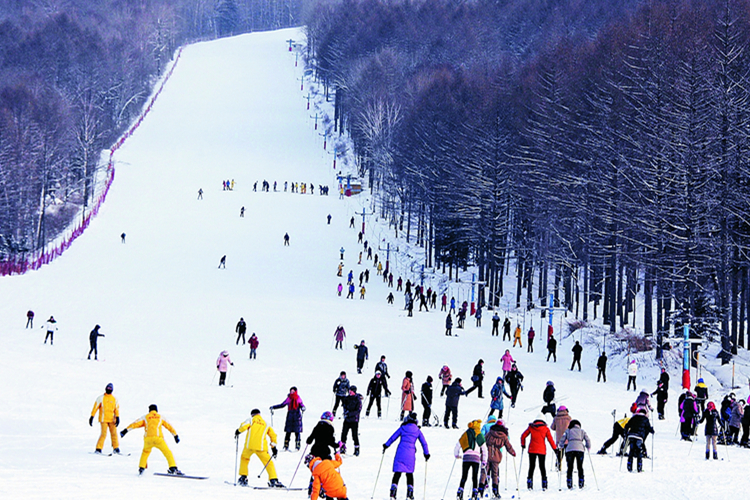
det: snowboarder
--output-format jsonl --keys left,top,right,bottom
{"left": 520, "top": 414, "right": 557, "bottom": 490}
{"left": 570, "top": 341, "right": 582, "bottom": 371}
{"left": 627, "top": 359, "right": 638, "bottom": 391}
{"left": 249, "top": 333, "right": 259, "bottom": 359}
{"left": 700, "top": 402, "right": 721, "bottom": 459}
{"left": 527, "top": 327, "right": 535, "bottom": 352}
{"left": 218, "top": 255, "right": 226, "bottom": 268}
{"left": 216, "top": 350, "right": 233, "bottom": 386}
{"left": 87, "top": 324, "right": 104, "bottom": 360}
{"left": 26, "top": 309, "right": 34, "bottom": 328}
{"left": 485, "top": 418, "right": 516, "bottom": 498}
{"left": 120, "top": 404, "right": 182, "bottom": 476}
{"left": 445, "top": 313, "right": 453, "bottom": 335}
{"left": 420, "top": 376, "right": 434, "bottom": 427}
{"left": 559, "top": 419, "right": 590, "bottom": 489}
{"left": 90, "top": 382, "right": 121, "bottom": 454}
{"left": 439, "top": 365, "right": 452, "bottom": 397}
{"left": 489, "top": 376, "right": 511, "bottom": 418}
{"left": 234, "top": 409, "right": 283, "bottom": 487}
{"left": 383, "top": 412, "right": 430, "bottom": 500}
{"left": 334, "top": 325, "right": 346, "bottom": 349}
{"left": 340, "top": 386, "right": 362, "bottom": 455}
{"left": 547, "top": 336, "right": 557, "bottom": 362}
{"left": 307, "top": 452, "right": 348, "bottom": 500}
{"left": 454, "top": 419, "right": 488, "bottom": 500}
{"left": 623, "top": 408, "right": 653, "bottom": 473}
{"left": 333, "top": 372, "right": 350, "bottom": 416}
{"left": 505, "top": 363, "right": 524, "bottom": 408}
{"left": 444, "top": 378, "right": 466, "bottom": 429}
{"left": 400, "top": 371, "right": 416, "bottom": 420}
{"left": 43, "top": 316, "right": 57, "bottom": 345}
{"left": 236, "top": 317, "right": 247, "bottom": 345}
{"left": 541, "top": 381, "right": 556, "bottom": 417}
{"left": 366, "top": 371, "right": 390, "bottom": 417}
{"left": 597, "top": 351, "right": 607, "bottom": 382}
{"left": 465, "top": 359, "right": 485, "bottom": 398}
{"left": 354, "top": 340, "right": 368, "bottom": 374}
{"left": 271, "top": 386, "right": 305, "bottom": 450}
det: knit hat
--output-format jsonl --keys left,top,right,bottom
{"left": 536, "top": 413, "right": 546, "bottom": 422}
{"left": 251, "top": 408, "right": 261, "bottom": 416}
{"left": 105, "top": 383, "right": 114, "bottom": 393}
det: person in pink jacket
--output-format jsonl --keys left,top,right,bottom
{"left": 216, "top": 350, "right": 233, "bottom": 386}
{"left": 501, "top": 350, "right": 515, "bottom": 377}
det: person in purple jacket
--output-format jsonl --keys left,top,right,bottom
{"left": 383, "top": 412, "right": 430, "bottom": 500}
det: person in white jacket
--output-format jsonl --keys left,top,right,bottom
{"left": 43, "top": 316, "right": 57, "bottom": 345}
{"left": 627, "top": 360, "right": 638, "bottom": 391}
{"left": 454, "top": 419, "right": 488, "bottom": 500}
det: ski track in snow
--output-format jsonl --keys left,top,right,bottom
{"left": 0, "top": 28, "right": 747, "bottom": 499}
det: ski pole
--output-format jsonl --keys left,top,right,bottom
{"left": 371, "top": 449, "right": 386, "bottom": 499}
{"left": 557, "top": 449, "right": 562, "bottom": 491}
{"left": 505, "top": 451, "right": 508, "bottom": 490}
{"left": 586, "top": 448, "right": 599, "bottom": 490}
{"left": 211, "top": 370, "right": 217, "bottom": 386}
{"left": 386, "top": 396, "right": 391, "bottom": 419}
{"left": 226, "top": 364, "right": 233, "bottom": 386}
{"left": 234, "top": 435, "right": 239, "bottom": 486}
{"left": 423, "top": 459, "right": 428, "bottom": 500}
{"left": 288, "top": 443, "right": 309, "bottom": 488}
{"left": 257, "top": 455, "right": 274, "bottom": 478}
{"left": 440, "top": 456, "right": 458, "bottom": 500}
{"left": 515, "top": 451, "right": 523, "bottom": 500}
{"left": 619, "top": 437, "right": 629, "bottom": 471}
{"left": 652, "top": 433, "right": 655, "bottom": 471}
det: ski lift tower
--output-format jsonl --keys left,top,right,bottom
{"left": 547, "top": 293, "right": 569, "bottom": 345}
{"left": 355, "top": 207, "right": 374, "bottom": 234}
{"left": 378, "top": 239, "right": 399, "bottom": 276}
{"left": 469, "top": 273, "right": 487, "bottom": 316}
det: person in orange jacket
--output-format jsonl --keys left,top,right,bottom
{"left": 520, "top": 414, "right": 556, "bottom": 491}
{"left": 89, "top": 382, "right": 121, "bottom": 454}
{"left": 120, "top": 404, "right": 182, "bottom": 475}
{"left": 307, "top": 453, "right": 348, "bottom": 500}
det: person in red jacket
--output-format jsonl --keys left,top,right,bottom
{"left": 520, "top": 414, "right": 557, "bottom": 491}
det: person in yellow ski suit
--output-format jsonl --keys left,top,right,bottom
{"left": 234, "top": 409, "right": 284, "bottom": 487}
{"left": 120, "top": 404, "right": 181, "bottom": 475}
{"left": 89, "top": 382, "right": 120, "bottom": 454}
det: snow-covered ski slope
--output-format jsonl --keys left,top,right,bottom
{"left": 0, "top": 28, "right": 746, "bottom": 499}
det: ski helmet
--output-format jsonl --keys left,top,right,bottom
{"left": 321, "top": 411, "right": 334, "bottom": 422}
{"left": 105, "top": 383, "right": 114, "bottom": 393}
{"left": 546, "top": 381, "right": 554, "bottom": 386}
{"left": 375, "top": 371, "right": 381, "bottom": 377}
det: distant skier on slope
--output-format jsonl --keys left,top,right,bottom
{"left": 216, "top": 350, "right": 233, "bottom": 386}
{"left": 87, "top": 325, "right": 104, "bottom": 360}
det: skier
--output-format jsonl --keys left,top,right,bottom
{"left": 741, "top": 397, "right": 750, "bottom": 446}
{"left": 489, "top": 376, "right": 511, "bottom": 418}
{"left": 398, "top": 277, "right": 404, "bottom": 291}
{"left": 306, "top": 411, "right": 337, "bottom": 460}
{"left": 218, "top": 255, "right": 226, "bottom": 268}
{"left": 694, "top": 378, "right": 709, "bottom": 415}
{"left": 387, "top": 292, "right": 394, "bottom": 304}
{"left": 340, "top": 246, "right": 345, "bottom": 260}
{"left": 439, "top": 365, "right": 452, "bottom": 396}
{"left": 700, "top": 401, "right": 721, "bottom": 459}
{"left": 334, "top": 325, "right": 346, "bottom": 350}
{"left": 420, "top": 376, "right": 434, "bottom": 427}
{"left": 679, "top": 391, "right": 699, "bottom": 440}
{"left": 527, "top": 327, "right": 535, "bottom": 353}
{"left": 360, "top": 285, "right": 366, "bottom": 299}
{"left": 43, "top": 315, "right": 57, "bottom": 345}
{"left": 652, "top": 381, "right": 668, "bottom": 419}
{"left": 327, "top": 214, "right": 332, "bottom": 224}
{"left": 445, "top": 313, "right": 453, "bottom": 336}
{"left": 284, "top": 233, "right": 290, "bottom": 246}
{"left": 444, "top": 378, "right": 466, "bottom": 429}
{"left": 465, "top": 359, "right": 485, "bottom": 398}
{"left": 597, "top": 351, "right": 608, "bottom": 382}
{"left": 520, "top": 414, "right": 557, "bottom": 490}
{"left": 400, "top": 371, "right": 416, "bottom": 420}
{"left": 559, "top": 419, "right": 590, "bottom": 489}
{"left": 249, "top": 333, "right": 259, "bottom": 359}
{"left": 350, "top": 216, "right": 355, "bottom": 228}
{"left": 271, "top": 386, "right": 305, "bottom": 451}
{"left": 541, "top": 381, "right": 556, "bottom": 417}
{"left": 338, "top": 283, "right": 344, "bottom": 296}
{"left": 632, "top": 389, "right": 653, "bottom": 416}
{"left": 659, "top": 367, "right": 670, "bottom": 392}
{"left": 26, "top": 310, "right": 34, "bottom": 328}
{"left": 505, "top": 363, "right": 524, "bottom": 408}
{"left": 87, "top": 324, "right": 104, "bottom": 360}
{"left": 550, "top": 406, "right": 571, "bottom": 470}
{"left": 121, "top": 232, "right": 126, "bottom": 243}
{"left": 491, "top": 311, "right": 500, "bottom": 336}
{"left": 354, "top": 340, "right": 368, "bottom": 374}
{"left": 485, "top": 418, "right": 516, "bottom": 498}
{"left": 623, "top": 408, "right": 653, "bottom": 473}
{"left": 475, "top": 306, "right": 482, "bottom": 327}
{"left": 383, "top": 412, "right": 430, "bottom": 500}
{"left": 307, "top": 452, "right": 348, "bottom": 500}
{"left": 457, "top": 307, "right": 467, "bottom": 329}
{"left": 120, "top": 404, "right": 182, "bottom": 476}
{"left": 627, "top": 359, "right": 638, "bottom": 391}
{"left": 240, "top": 206, "right": 245, "bottom": 217}
{"left": 340, "top": 385, "right": 362, "bottom": 455}
{"left": 547, "top": 336, "right": 557, "bottom": 362}
{"left": 450, "top": 296, "right": 456, "bottom": 314}
{"left": 502, "top": 318, "right": 511, "bottom": 341}
{"left": 197, "top": 188, "right": 203, "bottom": 199}
{"left": 500, "top": 350, "right": 514, "bottom": 377}
{"left": 90, "top": 382, "right": 121, "bottom": 454}
{"left": 513, "top": 324, "right": 522, "bottom": 348}
{"left": 332, "top": 371, "right": 350, "bottom": 416}
{"left": 366, "top": 371, "right": 390, "bottom": 418}
{"left": 376, "top": 355, "right": 391, "bottom": 379}
{"left": 234, "top": 409, "right": 283, "bottom": 487}
{"left": 347, "top": 283, "right": 355, "bottom": 299}
{"left": 454, "top": 419, "right": 488, "bottom": 500}
{"left": 728, "top": 399, "right": 744, "bottom": 444}
{"left": 337, "top": 263, "right": 343, "bottom": 277}
{"left": 216, "top": 350, "right": 233, "bottom": 386}
{"left": 570, "top": 341, "right": 583, "bottom": 371}
{"left": 596, "top": 413, "right": 629, "bottom": 455}
{"left": 236, "top": 317, "right": 247, "bottom": 345}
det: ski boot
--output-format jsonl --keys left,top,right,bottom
{"left": 471, "top": 487, "right": 479, "bottom": 499}
{"left": 269, "top": 478, "right": 285, "bottom": 488}
{"left": 636, "top": 458, "right": 643, "bottom": 473}
{"left": 456, "top": 487, "right": 464, "bottom": 500}
{"left": 527, "top": 477, "right": 533, "bottom": 490}
{"left": 340, "top": 443, "right": 347, "bottom": 454}
{"left": 238, "top": 475, "right": 248, "bottom": 486}
{"left": 94, "top": 449, "right": 102, "bottom": 454}
{"left": 390, "top": 484, "right": 398, "bottom": 499}
{"left": 407, "top": 484, "right": 415, "bottom": 499}
{"left": 706, "top": 451, "right": 710, "bottom": 460}
{"left": 579, "top": 477, "right": 584, "bottom": 489}
{"left": 354, "top": 446, "right": 360, "bottom": 456}
{"left": 296, "top": 438, "right": 301, "bottom": 451}
{"left": 567, "top": 477, "right": 573, "bottom": 489}
{"left": 492, "top": 485, "right": 500, "bottom": 498}
{"left": 138, "top": 467, "right": 145, "bottom": 475}
{"left": 541, "top": 478, "right": 548, "bottom": 491}
{"left": 714, "top": 451, "right": 719, "bottom": 460}
{"left": 112, "top": 448, "right": 121, "bottom": 455}
{"left": 596, "top": 447, "right": 607, "bottom": 455}
{"left": 378, "top": 412, "right": 382, "bottom": 419}
{"left": 167, "top": 466, "right": 184, "bottom": 476}
{"left": 627, "top": 458, "right": 633, "bottom": 472}
{"left": 366, "top": 411, "right": 370, "bottom": 417}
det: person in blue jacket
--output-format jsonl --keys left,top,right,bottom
{"left": 383, "top": 412, "right": 429, "bottom": 500}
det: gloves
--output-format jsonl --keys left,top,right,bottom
{"left": 120, "top": 429, "right": 128, "bottom": 438}
{"left": 174, "top": 435, "right": 180, "bottom": 444}
{"left": 382, "top": 444, "right": 388, "bottom": 453}
{"left": 521, "top": 445, "right": 525, "bottom": 450}
{"left": 301, "top": 407, "right": 306, "bottom": 413}
{"left": 271, "top": 446, "right": 278, "bottom": 458}
{"left": 230, "top": 363, "right": 234, "bottom": 366}
{"left": 115, "top": 417, "right": 120, "bottom": 427}
{"left": 235, "top": 429, "right": 241, "bottom": 438}
{"left": 424, "top": 453, "right": 430, "bottom": 461}
{"left": 89, "top": 416, "right": 93, "bottom": 427}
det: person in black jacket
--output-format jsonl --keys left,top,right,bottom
{"left": 464, "top": 359, "right": 485, "bottom": 398}
{"left": 306, "top": 412, "right": 337, "bottom": 459}
{"left": 658, "top": 368, "right": 670, "bottom": 392}
{"left": 444, "top": 378, "right": 465, "bottom": 429}
{"left": 87, "top": 325, "right": 105, "bottom": 360}
{"left": 505, "top": 364, "right": 524, "bottom": 408}
{"left": 332, "top": 372, "right": 350, "bottom": 416}
{"left": 341, "top": 386, "right": 363, "bottom": 455}
{"left": 375, "top": 356, "right": 391, "bottom": 379}
{"left": 651, "top": 381, "right": 668, "bottom": 420}
{"left": 596, "top": 352, "right": 607, "bottom": 382}
{"left": 570, "top": 341, "right": 583, "bottom": 371}
{"left": 421, "top": 376, "right": 434, "bottom": 427}
{"left": 700, "top": 401, "right": 721, "bottom": 460}
{"left": 623, "top": 409, "right": 654, "bottom": 473}
{"left": 353, "top": 340, "right": 368, "bottom": 374}
{"left": 366, "top": 371, "right": 390, "bottom": 418}
{"left": 547, "top": 336, "right": 557, "bottom": 362}
{"left": 542, "top": 381, "right": 556, "bottom": 417}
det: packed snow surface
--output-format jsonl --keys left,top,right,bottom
{"left": 0, "top": 28, "right": 746, "bottom": 499}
